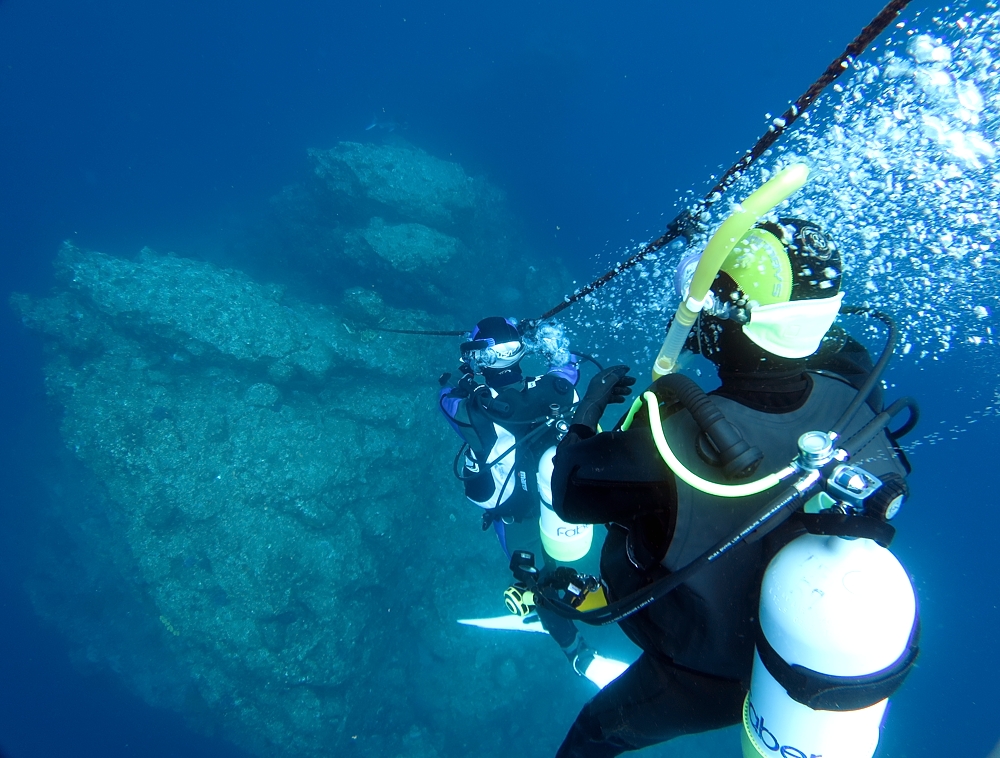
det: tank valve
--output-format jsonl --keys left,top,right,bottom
{"left": 796, "top": 431, "right": 836, "bottom": 469}
{"left": 827, "top": 464, "right": 882, "bottom": 514}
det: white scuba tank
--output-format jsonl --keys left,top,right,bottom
{"left": 742, "top": 533, "right": 917, "bottom": 758}
{"left": 536, "top": 446, "right": 593, "bottom": 562}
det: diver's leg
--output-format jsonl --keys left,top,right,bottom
{"left": 535, "top": 605, "right": 581, "bottom": 650}
{"left": 555, "top": 652, "right": 744, "bottom": 758}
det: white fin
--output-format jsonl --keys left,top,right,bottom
{"left": 456, "top": 614, "right": 548, "bottom": 634}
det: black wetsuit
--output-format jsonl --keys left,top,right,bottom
{"left": 550, "top": 338, "right": 909, "bottom": 757}
{"left": 440, "top": 369, "right": 583, "bottom": 650}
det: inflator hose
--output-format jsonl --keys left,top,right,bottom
{"left": 650, "top": 374, "right": 764, "bottom": 480}
{"left": 573, "top": 352, "right": 604, "bottom": 372}
{"left": 831, "top": 306, "right": 898, "bottom": 438}
{"left": 841, "top": 396, "right": 919, "bottom": 458}
{"left": 888, "top": 398, "right": 920, "bottom": 440}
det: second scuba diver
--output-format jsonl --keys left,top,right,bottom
{"left": 438, "top": 317, "right": 629, "bottom": 687}
{"left": 543, "top": 215, "right": 920, "bottom": 757}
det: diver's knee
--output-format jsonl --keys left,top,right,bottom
{"left": 555, "top": 704, "right": 618, "bottom": 758}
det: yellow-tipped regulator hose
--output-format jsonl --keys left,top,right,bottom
{"left": 618, "top": 378, "right": 793, "bottom": 496}
{"left": 653, "top": 164, "right": 811, "bottom": 380}
{"left": 642, "top": 392, "right": 797, "bottom": 497}
{"left": 647, "top": 374, "right": 766, "bottom": 476}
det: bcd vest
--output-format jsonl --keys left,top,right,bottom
{"left": 458, "top": 374, "right": 576, "bottom": 520}
{"left": 609, "top": 371, "right": 909, "bottom": 681}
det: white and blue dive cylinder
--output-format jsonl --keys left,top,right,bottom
{"left": 742, "top": 533, "right": 917, "bottom": 758}
{"left": 536, "top": 447, "right": 593, "bottom": 562}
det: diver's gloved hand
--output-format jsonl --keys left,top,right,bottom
{"left": 456, "top": 368, "right": 479, "bottom": 396}
{"left": 573, "top": 365, "right": 635, "bottom": 431}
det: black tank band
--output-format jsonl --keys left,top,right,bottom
{"left": 797, "top": 512, "right": 896, "bottom": 547}
{"left": 754, "top": 615, "right": 919, "bottom": 711}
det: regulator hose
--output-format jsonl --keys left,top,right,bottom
{"left": 530, "top": 469, "right": 822, "bottom": 625}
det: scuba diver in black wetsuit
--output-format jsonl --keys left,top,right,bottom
{"left": 439, "top": 316, "right": 629, "bottom": 687}
{"left": 543, "top": 206, "right": 920, "bottom": 757}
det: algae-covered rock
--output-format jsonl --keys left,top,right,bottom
{"left": 358, "top": 217, "right": 461, "bottom": 273}
{"left": 59, "top": 245, "right": 300, "bottom": 362}
{"left": 309, "top": 141, "right": 476, "bottom": 230}
{"left": 257, "top": 140, "right": 570, "bottom": 325}
{"left": 36, "top": 243, "right": 447, "bottom": 381}
{"left": 12, "top": 244, "right": 583, "bottom": 758}
{"left": 12, "top": 138, "right": 586, "bottom": 758}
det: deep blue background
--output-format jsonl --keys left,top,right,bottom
{"left": 2, "top": 1, "right": 998, "bottom": 756}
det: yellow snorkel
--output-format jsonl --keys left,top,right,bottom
{"left": 651, "top": 164, "right": 810, "bottom": 380}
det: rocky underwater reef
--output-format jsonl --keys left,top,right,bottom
{"left": 249, "top": 140, "right": 559, "bottom": 324}
{"left": 11, "top": 142, "right": 583, "bottom": 758}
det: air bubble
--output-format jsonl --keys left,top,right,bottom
{"left": 558, "top": 5, "right": 1000, "bottom": 404}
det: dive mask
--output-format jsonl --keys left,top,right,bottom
{"left": 460, "top": 338, "right": 525, "bottom": 373}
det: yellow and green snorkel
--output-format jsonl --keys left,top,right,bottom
{"left": 617, "top": 164, "right": 811, "bottom": 500}
{"left": 651, "top": 163, "right": 810, "bottom": 380}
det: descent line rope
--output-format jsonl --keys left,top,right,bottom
{"left": 361, "top": 0, "right": 913, "bottom": 338}
{"left": 527, "top": 0, "right": 914, "bottom": 327}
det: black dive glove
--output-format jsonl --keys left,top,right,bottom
{"left": 573, "top": 365, "right": 635, "bottom": 431}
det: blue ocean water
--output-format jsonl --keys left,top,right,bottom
{"left": 2, "top": 1, "right": 999, "bottom": 757}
